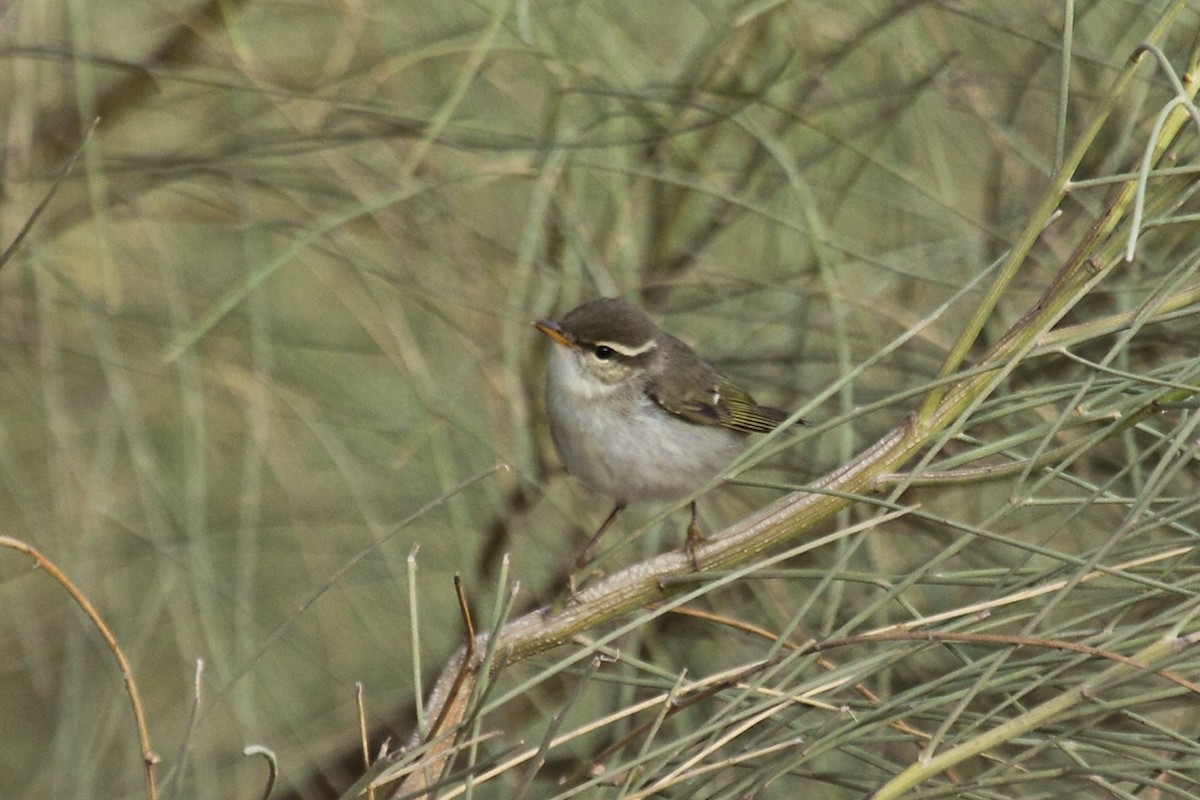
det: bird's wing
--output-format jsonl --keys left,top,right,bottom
{"left": 650, "top": 375, "right": 794, "bottom": 434}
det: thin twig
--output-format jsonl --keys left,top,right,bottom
{"left": 0, "top": 536, "right": 159, "bottom": 800}
{"left": 454, "top": 574, "right": 476, "bottom": 658}
{"left": 356, "top": 683, "right": 375, "bottom": 800}
{"left": 243, "top": 746, "right": 278, "bottom": 800}
{"left": 0, "top": 118, "right": 98, "bottom": 272}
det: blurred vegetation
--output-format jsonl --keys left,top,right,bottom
{"left": 2, "top": 1, "right": 1200, "bottom": 799}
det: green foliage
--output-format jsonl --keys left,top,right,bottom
{"left": 1, "top": 2, "right": 1199, "bottom": 799}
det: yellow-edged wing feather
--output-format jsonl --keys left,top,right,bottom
{"left": 651, "top": 377, "right": 798, "bottom": 433}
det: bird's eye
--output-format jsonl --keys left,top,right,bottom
{"left": 593, "top": 345, "right": 614, "bottom": 360}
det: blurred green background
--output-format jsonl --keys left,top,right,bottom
{"left": 2, "top": 2, "right": 1199, "bottom": 798}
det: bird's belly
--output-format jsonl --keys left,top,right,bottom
{"left": 549, "top": 398, "right": 747, "bottom": 504}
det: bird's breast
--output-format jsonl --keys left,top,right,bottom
{"left": 546, "top": 351, "right": 747, "bottom": 504}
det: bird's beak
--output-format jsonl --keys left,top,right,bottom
{"left": 532, "top": 319, "right": 576, "bottom": 348}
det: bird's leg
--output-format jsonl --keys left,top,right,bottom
{"left": 685, "top": 501, "right": 705, "bottom": 571}
{"left": 573, "top": 502, "right": 626, "bottom": 573}
{"left": 566, "top": 503, "right": 626, "bottom": 599}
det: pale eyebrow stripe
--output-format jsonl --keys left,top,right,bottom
{"left": 595, "top": 338, "right": 658, "bottom": 357}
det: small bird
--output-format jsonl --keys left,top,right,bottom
{"left": 534, "top": 296, "right": 802, "bottom": 571}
